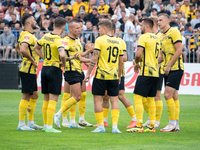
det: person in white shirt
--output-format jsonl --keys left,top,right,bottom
{"left": 191, "top": 10, "right": 200, "bottom": 28}
{"left": 123, "top": 14, "right": 136, "bottom": 61}
{"left": 114, "top": 3, "right": 130, "bottom": 20}
{"left": 30, "top": 0, "right": 46, "bottom": 13}
{"left": 166, "top": 0, "right": 176, "bottom": 13}
{"left": 111, "top": 14, "right": 121, "bottom": 29}
{"left": 4, "top": 4, "right": 20, "bottom": 22}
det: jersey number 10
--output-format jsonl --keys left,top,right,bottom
{"left": 43, "top": 43, "right": 51, "bottom": 60}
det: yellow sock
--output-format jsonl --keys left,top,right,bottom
{"left": 166, "top": 98, "right": 175, "bottom": 120}
{"left": 69, "top": 103, "right": 77, "bottom": 119}
{"left": 95, "top": 112, "right": 103, "bottom": 126}
{"left": 174, "top": 100, "right": 180, "bottom": 121}
{"left": 59, "top": 97, "right": 77, "bottom": 114}
{"left": 147, "top": 97, "right": 156, "bottom": 127}
{"left": 47, "top": 100, "right": 57, "bottom": 126}
{"left": 61, "top": 93, "right": 70, "bottom": 119}
{"left": 19, "top": 99, "right": 29, "bottom": 121}
{"left": 27, "top": 98, "right": 37, "bottom": 121}
{"left": 126, "top": 105, "right": 136, "bottom": 118}
{"left": 103, "top": 108, "right": 109, "bottom": 120}
{"left": 111, "top": 109, "right": 119, "bottom": 125}
{"left": 155, "top": 100, "right": 163, "bottom": 122}
{"left": 42, "top": 101, "right": 49, "bottom": 125}
{"left": 78, "top": 92, "right": 86, "bottom": 117}
{"left": 134, "top": 94, "right": 143, "bottom": 127}
{"left": 142, "top": 97, "right": 149, "bottom": 116}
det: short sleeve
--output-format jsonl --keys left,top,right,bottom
{"left": 57, "top": 39, "right": 65, "bottom": 49}
{"left": 172, "top": 28, "right": 182, "bottom": 44}
{"left": 94, "top": 37, "right": 101, "bottom": 51}
{"left": 21, "top": 34, "right": 33, "bottom": 45}
{"left": 37, "top": 37, "right": 43, "bottom": 46}
{"left": 137, "top": 35, "right": 146, "bottom": 48}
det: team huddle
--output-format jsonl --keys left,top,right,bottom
{"left": 17, "top": 13, "right": 184, "bottom": 133}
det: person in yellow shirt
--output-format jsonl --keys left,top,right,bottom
{"left": 187, "top": 3, "right": 196, "bottom": 22}
{"left": 180, "top": 0, "right": 190, "bottom": 18}
{"left": 172, "top": 3, "right": 184, "bottom": 16}
{"left": 72, "top": 0, "right": 87, "bottom": 17}
{"left": 98, "top": 0, "right": 110, "bottom": 15}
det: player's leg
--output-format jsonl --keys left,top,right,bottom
{"left": 102, "top": 91, "right": 109, "bottom": 127}
{"left": 4, "top": 46, "right": 11, "bottom": 59}
{"left": 154, "top": 90, "right": 163, "bottom": 127}
{"left": 42, "top": 94, "right": 49, "bottom": 130}
{"left": 142, "top": 97, "right": 150, "bottom": 127}
{"left": 78, "top": 81, "right": 93, "bottom": 127}
{"left": 173, "top": 90, "right": 180, "bottom": 131}
{"left": 61, "top": 81, "right": 70, "bottom": 127}
{"left": 118, "top": 90, "right": 137, "bottom": 128}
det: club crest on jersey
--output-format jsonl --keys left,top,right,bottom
{"left": 62, "top": 41, "right": 68, "bottom": 47}
{"left": 24, "top": 36, "right": 30, "bottom": 41}
{"left": 74, "top": 41, "right": 77, "bottom": 44}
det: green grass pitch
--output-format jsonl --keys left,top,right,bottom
{"left": 0, "top": 90, "right": 200, "bottom": 150}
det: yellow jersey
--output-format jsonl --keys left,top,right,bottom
{"left": 72, "top": 2, "right": 87, "bottom": 17}
{"left": 160, "top": 27, "right": 184, "bottom": 71}
{"left": 118, "top": 37, "right": 126, "bottom": 77}
{"left": 156, "top": 31, "right": 164, "bottom": 75}
{"left": 37, "top": 32, "right": 66, "bottom": 70}
{"left": 94, "top": 35, "right": 123, "bottom": 80}
{"left": 64, "top": 36, "right": 83, "bottom": 73}
{"left": 18, "top": 30, "right": 39, "bottom": 74}
{"left": 180, "top": 5, "right": 190, "bottom": 18}
{"left": 137, "top": 32, "right": 160, "bottom": 77}
{"left": 98, "top": 5, "right": 110, "bottom": 15}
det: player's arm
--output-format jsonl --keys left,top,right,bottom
{"left": 58, "top": 47, "right": 66, "bottom": 67}
{"left": 84, "top": 50, "right": 100, "bottom": 82}
{"left": 165, "top": 41, "right": 183, "bottom": 75}
{"left": 81, "top": 43, "right": 94, "bottom": 57}
{"left": 20, "top": 43, "right": 37, "bottom": 67}
{"left": 16, "top": 43, "right": 22, "bottom": 56}
{"left": 118, "top": 55, "right": 123, "bottom": 83}
{"left": 80, "top": 57, "right": 91, "bottom": 63}
{"left": 33, "top": 43, "right": 44, "bottom": 59}
{"left": 134, "top": 46, "right": 143, "bottom": 73}
{"left": 158, "top": 50, "right": 163, "bottom": 64}
{"left": 123, "top": 50, "right": 127, "bottom": 62}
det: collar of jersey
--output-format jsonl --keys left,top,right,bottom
{"left": 106, "top": 34, "right": 114, "bottom": 37}
{"left": 50, "top": 32, "right": 60, "bottom": 36}
{"left": 68, "top": 35, "right": 78, "bottom": 40}
{"left": 163, "top": 27, "right": 171, "bottom": 34}
{"left": 23, "top": 30, "right": 34, "bottom": 34}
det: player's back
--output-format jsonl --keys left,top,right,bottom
{"left": 138, "top": 32, "right": 159, "bottom": 77}
{"left": 94, "top": 35, "right": 123, "bottom": 80}
{"left": 37, "top": 32, "right": 65, "bottom": 70}
{"left": 118, "top": 37, "right": 126, "bottom": 77}
{"left": 18, "top": 30, "right": 39, "bottom": 74}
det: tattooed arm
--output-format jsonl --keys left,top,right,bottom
{"left": 158, "top": 50, "right": 163, "bottom": 64}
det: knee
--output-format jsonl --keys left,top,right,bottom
{"left": 32, "top": 92, "right": 39, "bottom": 99}
{"left": 118, "top": 93, "right": 123, "bottom": 101}
{"left": 12, "top": 49, "right": 16, "bottom": 53}
{"left": 164, "top": 91, "right": 171, "bottom": 100}
{"left": 74, "top": 94, "right": 81, "bottom": 101}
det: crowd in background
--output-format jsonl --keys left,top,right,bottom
{"left": 0, "top": 0, "right": 200, "bottom": 62}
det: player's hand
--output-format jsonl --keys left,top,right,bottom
{"left": 165, "top": 65, "right": 171, "bottom": 76}
{"left": 84, "top": 74, "right": 90, "bottom": 82}
{"left": 118, "top": 77, "right": 121, "bottom": 84}
{"left": 88, "top": 43, "right": 94, "bottom": 53}
{"left": 70, "top": 52, "right": 79, "bottom": 60}
{"left": 134, "top": 64, "right": 140, "bottom": 73}
{"left": 32, "top": 61, "right": 38, "bottom": 68}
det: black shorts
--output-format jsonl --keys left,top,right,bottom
{"left": 157, "top": 73, "right": 164, "bottom": 90}
{"left": 20, "top": 72, "right": 37, "bottom": 95}
{"left": 134, "top": 76, "right": 159, "bottom": 97}
{"left": 119, "top": 77, "right": 125, "bottom": 90}
{"left": 164, "top": 70, "right": 184, "bottom": 90}
{"left": 92, "top": 78, "right": 119, "bottom": 96}
{"left": 41, "top": 66, "right": 62, "bottom": 95}
{"left": 64, "top": 71, "right": 84, "bottom": 85}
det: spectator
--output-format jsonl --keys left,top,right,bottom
{"left": 170, "top": 14, "right": 179, "bottom": 29}
{"left": 8, "top": 13, "right": 21, "bottom": 29}
{"left": 33, "top": 4, "right": 42, "bottom": 20}
{"left": 12, "top": 23, "right": 21, "bottom": 59}
{"left": 38, "top": 14, "right": 46, "bottom": 28}
{"left": 120, "top": 16, "right": 128, "bottom": 32}
{"left": 64, "top": 16, "right": 72, "bottom": 32}
{"left": 119, "top": 10, "right": 126, "bottom": 24}
{"left": 111, "top": 14, "right": 121, "bottom": 29}
{"left": 187, "top": 3, "right": 196, "bottom": 23}
{"left": 188, "top": 27, "right": 200, "bottom": 63}
{"left": 185, "top": 22, "right": 193, "bottom": 34}
{"left": 82, "top": 20, "right": 93, "bottom": 44}
{"left": 31, "top": 0, "right": 46, "bottom": 13}
{"left": 23, "top": 6, "right": 32, "bottom": 14}
{"left": 108, "top": 1, "right": 116, "bottom": 16}
{"left": 4, "top": 4, "right": 20, "bottom": 22}
{"left": 98, "top": 0, "right": 110, "bottom": 15}
{"left": 0, "top": 25, "right": 15, "bottom": 59}
{"left": 96, "top": 0, "right": 109, "bottom": 7}
{"left": 87, "top": 0, "right": 96, "bottom": 14}
{"left": 41, "top": 19, "right": 53, "bottom": 32}
{"left": 180, "top": 0, "right": 190, "bottom": 18}
{"left": 172, "top": 3, "right": 184, "bottom": 16}
{"left": 17, "top": 0, "right": 33, "bottom": 17}
{"left": 98, "top": 15, "right": 105, "bottom": 22}
{"left": 88, "top": 25, "right": 99, "bottom": 43}
{"left": 151, "top": 8, "right": 158, "bottom": 16}
{"left": 182, "top": 32, "right": 188, "bottom": 63}
{"left": 135, "top": 0, "right": 150, "bottom": 13}
{"left": 158, "top": 3, "right": 171, "bottom": 16}
{"left": 42, "top": 0, "right": 53, "bottom": 11}
{"left": 90, "top": 7, "right": 99, "bottom": 26}
{"left": 0, "top": 21, "right": 5, "bottom": 35}
{"left": 135, "top": 9, "right": 143, "bottom": 24}
{"left": 123, "top": 14, "right": 136, "bottom": 61}
{"left": 190, "top": 10, "right": 200, "bottom": 28}
{"left": 126, "top": 0, "right": 139, "bottom": 15}
{"left": 46, "top": 1, "right": 56, "bottom": 17}
{"left": 115, "top": 3, "right": 130, "bottom": 20}
{"left": 0, "top": 11, "right": 9, "bottom": 25}
{"left": 59, "top": 2, "right": 72, "bottom": 17}
{"left": 166, "top": 0, "right": 176, "bottom": 13}
{"left": 1, "top": 0, "right": 15, "bottom": 11}
{"left": 72, "top": 0, "right": 86, "bottom": 17}
{"left": 15, "top": 0, "right": 23, "bottom": 8}
{"left": 77, "top": 10, "right": 89, "bottom": 25}
{"left": 152, "top": 0, "right": 162, "bottom": 13}
{"left": 87, "top": 5, "right": 97, "bottom": 20}
{"left": 50, "top": 6, "right": 64, "bottom": 19}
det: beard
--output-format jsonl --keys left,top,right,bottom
{"left": 31, "top": 23, "right": 37, "bottom": 29}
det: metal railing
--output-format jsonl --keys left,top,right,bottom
{"left": 0, "top": 30, "right": 199, "bottom": 63}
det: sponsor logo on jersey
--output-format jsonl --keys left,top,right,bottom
{"left": 62, "top": 41, "right": 68, "bottom": 47}
{"left": 24, "top": 36, "right": 30, "bottom": 41}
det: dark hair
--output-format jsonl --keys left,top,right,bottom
{"left": 7, "top": 4, "right": 14, "bottom": 8}
{"left": 54, "top": 16, "right": 67, "bottom": 28}
{"left": 86, "top": 20, "right": 92, "bottom": 24}
{"left": 24, "top": 6, "right": 29, "bottom": 10}
{"left": 92, "top": 8, "right": 98, "bottom": 11}
{"left": 71, "top": 18, "right": 82, "bottom": 23}
{"left": 121, "top": 10, "right": 126, "bottom": 13}
{"left": 185, "top": 23, "right": 192, "bottom": 29}
{"left": 98, "top": 19, "right": 112, "bottom": 31}
{"left": 0, "top": 10, "right": 3, "bottom": 14}
{"left": 99, "top": 15, "right": 105, "bottom": 19}
{"left": 151, "top": 8, "right": 157, "bottom": 12}
{"left": 111, "top": 22, "right": 116, "bottom": 33}
{"left": 142, "top": 18, "right": 154, "bottom": 29}
{"left": 21, "top": 13, "right": 33, "bottom": 26}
